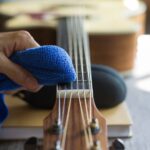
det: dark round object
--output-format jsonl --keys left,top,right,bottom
{"left": 14, "top": 85, "right": 56, "bottom": 109}
{"left": 92, "top": 64, "right": 127, "bottom": 108}
{"left": 24, "top": 137, "right": 38, "bottom": 150}
{"left": 25, "top": 137, "right": 37, "bottom": 145}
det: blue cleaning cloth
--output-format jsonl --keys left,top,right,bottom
{"left": 0, "top": 45, "right": 76, "bottom": 123}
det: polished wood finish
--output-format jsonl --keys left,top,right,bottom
{"left": 44, "top": 98, "right": 108, "bottom": 150}
{"left": 90, "top": 33, "right": 138, "bottom": 72}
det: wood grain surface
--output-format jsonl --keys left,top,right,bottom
{"left": 44, "top": 98, "right": 108, "bottom": 150}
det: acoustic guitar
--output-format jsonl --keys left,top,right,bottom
{"left": 43, "top": 16, "right": 108, "bottom": 150}
{"left": 0, "top": 1, "right": 145, "bottom": 149}
{"left": 0, "top": 0, "right": 146, "bottom": 73}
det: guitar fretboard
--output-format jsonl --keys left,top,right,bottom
{"left": 57, "top": 17, "right": 92, "bottom": 98}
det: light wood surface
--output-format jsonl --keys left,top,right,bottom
{"left": 3, "top": 96, "right": 131, "bottom": 127}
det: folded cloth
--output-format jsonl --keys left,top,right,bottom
{"left": 0, "top": 45, "right": 76, "bottom": 123}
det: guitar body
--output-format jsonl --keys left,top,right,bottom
{"left": 44, "top": 98, "right": 107, "bottom": 150}
{"left": 0, "top": 0, "right": 146, "bottom": 73}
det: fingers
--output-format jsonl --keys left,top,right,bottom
{"left": 0, "top": 52, "right": 40, "bottom": 92}
{"left": 0, "top": 31, "right": 40, "bottom": 57}
{"left": 0, "top": 31, "right": 40, "bottom": 92}
{"left": 13, "top": 30, "right": 40, "bottom": 51}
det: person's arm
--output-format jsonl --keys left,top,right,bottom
{"left": 0, "top": 31, "right": 40, "bottom": 92}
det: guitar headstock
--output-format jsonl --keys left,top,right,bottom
{"left": 43, "top": 96, "right": 108, "bottom": 150}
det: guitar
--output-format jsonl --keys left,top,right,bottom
{"left": 0, "top": 0, "right": 146, "bottom": 72}
{"left": 43, "top": 16, "right": 108, "bottom": 150}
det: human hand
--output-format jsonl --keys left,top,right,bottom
{"left": 0, "top": 31, "right": 40, "bottom": 92}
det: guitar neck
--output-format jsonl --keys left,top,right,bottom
{"left": 57, "top": 17, "right": 92, "bottom": 98}
{"left": 44, "top": 16, "right": 108, "bottom": 150}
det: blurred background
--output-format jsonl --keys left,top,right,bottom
{"left": 0, "top": 0, "right": 150, "bottom": 149}
{"left": 0, "top": 0, "right": 149, "bottom": 75}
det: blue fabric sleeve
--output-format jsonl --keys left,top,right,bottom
{"left": 0, "top": 45, "right": 76, "bottom": 123}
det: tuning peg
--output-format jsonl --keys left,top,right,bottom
{"left": 52, "top": 120, "right": 63, "bottom": 134}
{"left": 90, "top": 118, "right": 100, "bottom": 134}
{"left": 46, "top": 119, "right": 63, "bottom": 135}
{"left": 109, "top": 138, "right": 125, "bottom": 150}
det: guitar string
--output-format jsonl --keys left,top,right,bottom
{"left": 57, "top": 21, "right": 63, "bottom": 125}
{"left": 62, "top": 91, "right": 67, "bottom": 125}
{"left": 67, "top": 17, "right": 73, "bottom": 90}
{"left": 74, "top": 16, "right": 93, "bottom": 147}
{"left": 75, "top": 16, "right": 90, "bottom": 124}
{"left": 77, "top": 16, "right": 94, "bottom": 146}
{"left": 61, "top": 93, "right": 73, "bottom": 150}
{"left": 66, "top": 17, "right": 91, "bottom": 148}
{"left": 73, "top": 16, "right": 94, "bottom": 147}
{"left": 80, "top": 18, "right": 95, "bottom": 144}
{"left": 71, "top": 17, "right": 79, "bottom": 89}
{"left": 84, "top": 92, "right": 94, "bottom": 147}
{"left": 80, "top": 16, "right": 93, "bottom": 121}
{"left": 58, "top": 91, "right": 62, "bottom": 125}
{"left": 80, "top": 23, "right": 95, "bottom": 145}
{"left": 71, "top": 17, "right": 91, "bottom": 146}
{"left": 75, "top": 16, "right": 85, "bottom": 89}
{"left": 78, "top": 92, "right": 90, "bottom": 149}
{"left": 60, "top": 18, "right": 75, "bottom": 149}
{"left": 58, "top": 16, "right": 92, "bottom": 125}
{"left": 60, "top": 19, "right": 69, "bottom": 126}
{"left": 72, "top": 15, "right": 91, "bottom": 122}
{"left": 76, "top": 16, "right": 91, "bottom": 123}
{"left": 58, "top": 17, "right": 94, "bottom": 149}
{"left": 73, "top": 16, "right": 95, "bottom": 147}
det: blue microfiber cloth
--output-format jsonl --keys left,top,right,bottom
{"left": 0, "top": 45, "right": 76, "bottom": 123}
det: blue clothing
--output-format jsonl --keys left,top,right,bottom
{"left": 0, "top": 45, "right": 76, "bottom": 123}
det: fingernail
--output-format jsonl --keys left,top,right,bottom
{"left": 24, "top": 78, "right": 40, "bottom": 92}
